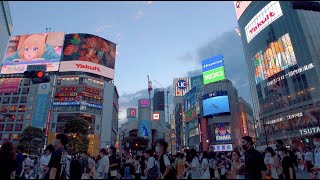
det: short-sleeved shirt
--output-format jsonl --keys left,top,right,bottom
{"left": 97, "top": 155, "right": 110, "bottom": 173}
{"left": 282, "top": 156, "right": 296, "bottom": 180}
{"left": 244, "top": 147, "right": 267, "bottom": 179}
{"left": 48, "top": 147, "right": 64, "bottom": 180}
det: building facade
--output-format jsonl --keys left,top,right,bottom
{"left": 0, "top": 32, "right": 118, "bottom": 156}
{"left": 235, "top": 1, "right": 320, "bottom": 147}
{"left": 0, "top": 1, "right": 13, "bottom": 61}
{"left": 153, "top": 88, "right": 165, "bottom": 122}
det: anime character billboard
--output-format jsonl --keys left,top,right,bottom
{"left": 1, "top": 32, "right": 64, "bottom": 74}
{"left": 139, "top": 120, "right": 151, "bottom": 138}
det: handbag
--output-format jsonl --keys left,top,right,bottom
{"left": 146, "top": 160, "right": 159, "bottom": 179}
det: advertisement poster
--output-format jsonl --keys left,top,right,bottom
{"left": 0, "top": 78, "right": 21, "bottom": 94}
{"left": 254, "top": 33, "right": 297, "bottom": 84}
{"left": 184, "top": 87, "right": 198, "bottom": 121}
{"left": 138, "top": 120, "right": 151, "bottom": 137}
{"left": 202, "top": 95, "right": 230, "bottom": 116}
{"left": 173, "top": 78, "right": 191, "bottom": 96}
{"left": 1, "top": 32, "right": 64, "bottom": 74}
{"left": 203, "top": 66, "right": 226, "bottom": 85}
{"left": 209, "top": 122, "right": 232, "bottom": 143}
{"left": 61, "top": 33, "right": 116, "bottom": 69}
{"left": 201, "top": 54, "right": 224, "bottom": 72}
{"left": 32, "top": 82, "right": 51, "bottom": 128}
{"left": 190, "top": 75, "right": 204, "bottom": 91}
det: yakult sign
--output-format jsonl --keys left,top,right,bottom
{"left": 245, "top": 1, "right": 283, "bottom": 43}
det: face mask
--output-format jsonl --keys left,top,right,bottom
{"left": 232, "top": 156, "right": 239, "bottom": 161}
{"left": 314, "top": 141, "right": 320, "bottom": 147}
{"left": 242, "top": 144, "right": 248, "bottom": 150}
{"left": 155, "top": 146, "right": 160, "bottom": 153}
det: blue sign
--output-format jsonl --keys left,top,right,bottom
{"left": 190, "top": 75, "right": 204, "bottom": 91}
{"left": 184, "top": 87, "right": 197, "bottom": 112}
{"left": 32, "top": 94, "right": 50, "bottom": 128}
{"left": 139, "top": 120, "right": 151, "bottom": 137}
{"left": 201, "top": 54, "right": 224, "bottom": 72}
{"left": 177, "top": 79, "right": 189, "bottom": 90}
{"left": 52, "top": 101, "right": 103, "bottom": 109}
{"left": 202, "top": 96, "right": 230, "bottom": 116}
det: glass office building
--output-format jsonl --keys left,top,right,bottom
{"left": 0, "top": 1, "right": 13, "bottom": 61}
{"left": 236, "top": 1, "right": 320, "bottom": 146}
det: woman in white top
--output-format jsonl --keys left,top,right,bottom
{"left": 264, "top": 147, "right": 281, "bottom": 179}
{"left": 144, "top": 149, "right": 159, "bottom": 179}
{"left": 190, "top": 148, "right": 201, "bottom": 179}
{"left": 97, "top": 148, "right": 110, "bottom": 179}
{"left": 199, "top": 151, "right": 210, "bottom": 179}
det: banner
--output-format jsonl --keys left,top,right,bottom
{"left": 139, "top": 120, "right": 151, "bottom": 137}
{"left": 0, "top": 78, "right": 21, "bottom": 94}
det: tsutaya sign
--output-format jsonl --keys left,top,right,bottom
{"left": 245, "top": 1, "right": 283, "bottom": 43}
{"left": 300, "top": 127, "right": 320, "bottom": 136}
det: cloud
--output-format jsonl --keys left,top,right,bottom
{"left": 134, "top": 10, "right": 145, "bottom": 20}
{"left": 146, "top": 1, "right": 153, "bottom": 5}
{"left": 96, "top": 24, "right": 112, "bottom": 33}
{"left": 178, "top": 52, "right": 194, "bottom": 62}
{"left": 180, "top": 30, "right": 253, "bottom": 105}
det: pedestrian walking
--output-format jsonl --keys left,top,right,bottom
{"left": 0, "top": 142, "right": 16, "bottom": 179}
{"left": 230, "top": 148, "right": 245, "bottom": 179}
{"left": 97, "top": 148, "right": 109, "bottom": 179}
{"left": 241, "top": 136, "right": 267, "bottom": 179}
{"left": 278, "top": 147, "right": 296, "bottom": 179}
{"left": 199, "top": 151, "right": 210, "bottom": 179}
{"left": 310, "top": 132, "right": 320, "bottom": 179}
{"left": 189, "top": 148, "right": 201, "bottom": 179}
{"left": 264, "top": 147, "right": 282, "bottom": 179}
{"left": 156, "top": 140, "right": 176, "bottom": 179}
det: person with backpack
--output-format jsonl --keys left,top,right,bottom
{"left": 156, "top": 140, "right": 176, "bottom": 179}
{"left": 70, "top": 155, "right": 82, "bottom": 179}
{"left": 144, "top": 149, "right": 159, "bottom": 180}
{"left": 47, "top": 133, "right": 69, "bottom": 179}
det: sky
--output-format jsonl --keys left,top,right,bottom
{"left": 8, "top": 1, "right": 239, "bottom": 95}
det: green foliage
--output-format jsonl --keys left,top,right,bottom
{"left": 19, "top": 126, "right": 44, "bottom": 155}
{"left": 64, "top": 118, "right": 90, "bottom": 154}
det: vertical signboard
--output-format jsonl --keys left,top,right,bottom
{"left": 173, "top": 78, "right": 191, "bottom": 96}
{"left": 201, "top": 55, "right": 225, "bottom": 85}
{"left": 32, "top": 82, "right": 51, "bottom": 128}
{"left": 138, "top": 120, "right": 151, "bottom": 138}
{"left": 0, "top": 78, "right": 21, "bottom": 93}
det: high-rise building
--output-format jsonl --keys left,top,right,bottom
{"left": 153, "top": 88, "right": 165, "bottom": 122}
{"left": 235, "top": 1, "right": 320, "bottom": 147}
{"left": 0, "top": 32, "right": 118, "bottom": 156}
{"left": 0, "top": 1, "right": 13, "bottom": 61}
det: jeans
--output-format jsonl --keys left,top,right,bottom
{"left": 99, "top": 172, "right": 109, "bottom": 179}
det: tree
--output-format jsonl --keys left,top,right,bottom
{"left": 64, "top": 118, "right": 90, "bottom": 154}
{"left": 19, "top": 126, "right": 44, "bottom": 155}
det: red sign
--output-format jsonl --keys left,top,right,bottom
{"left": 59, "top": 86, "right": 77, "bottom": 93}
{"left": 81, "top": 92, "right": 102, "bottom": 100}
{"left": 152, "top": 112, "right": 160, "bottom": 121}
{"left": 54, "top": 96, "right": 80, "bottom": 102}
{"left": 0, "top": 78, "right": 21, "bottom": 94}
{"left": 83, "top": 86, "right": 100, "bottom": 95}
{"left": 249, "top": 12, "right": 275, "bottom": 34}
{"left": 130, "top": 109, "right": 137, "bottom": 116}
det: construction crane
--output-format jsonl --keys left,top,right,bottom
{"left": 153, "top": 80, "right": 170, "bottom": 123}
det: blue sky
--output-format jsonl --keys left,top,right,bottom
{"left": 9, "top": 1, "right": 238, "bottom": 95}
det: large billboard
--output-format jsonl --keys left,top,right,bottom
{"left": 183, "top": 87, "right": 197, "bottom": 121}
{"left": 1, "top": 32, "right": 64, "bottom": 74}
{"left": 203, "top": 94, "right": 230, "bottom": 116}
{"left": 173, "top": 78, "right": 191, "bottom": 96}
{"left": 209, "top": 122, "right": 232, "bottom": 143}
{"left": 254, "top": 33, "right": 297, "bottom": 84}
{"left": 59, "top": 33, "right": 116, "bottom": 79}
{"left": 234, "top": 1, "right": 252, "bottom": 21}
{"left": 138, "top": 120, "right": 151, "bottom": 137}
{"left": 203, "top": 66, "right": 226, "bottom": 85}
{"left": 190, "top": 75, "right": 204, "bottom": 91}
{"left": 201, "top": 54, "right": 224, "bottom": 72}
{"left": 0, "top": 78, "right": 21, "bottom": 93}
{"left": 32, "top": 83, "right": 51, "bottom": 128}
{"left": 245, "top": 1, "right": 283, "bottom": 43}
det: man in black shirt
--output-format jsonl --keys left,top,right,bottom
{"left": 48, "top": 133, "right": 69, "bottom": 179}
{"left": 279, "top": 147, "right": 296, "bottom": 179}
{"left": 241, "top": 136, "right": 267, "bottom": 179}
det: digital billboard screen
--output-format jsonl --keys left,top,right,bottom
{"left": 59, "top": 33, "right": 116, "bottom": 79}
{"left": 139, "top": 120, "right": 151, "bottom": 137}
{"left": 0, "top": 78, "right": 21, "bottom": 94}
{"left": 184, "top": 87, "right": 197, "bottom": 121}
{"left": 1, "top": 32, "right": 64, "bottom": 74}
{"left": 203, "top": 66, "right": 226, "bottom": 85}
{"left": 254, "top": 33, "right": 297, "bottom": 84}
{"left": 202, "top": 95, "right": 230, "bottom": 116}
{"left": 209, "top": 122, "right": 232, "bottom": 143}
{"left": 201, "top": 54, "right": 223, "bottom": 72}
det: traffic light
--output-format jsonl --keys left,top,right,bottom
{"left": 24, "top": 70, "right": 50, "bottom": 84}
{"left": 5, "top": 113, "right": 15, "bottom": 119}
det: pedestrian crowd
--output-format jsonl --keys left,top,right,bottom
{"left": 1, "top": 133, "right": 320, "bottom": 179}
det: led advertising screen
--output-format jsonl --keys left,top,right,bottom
{"left": 0, "top": 78, "right": 21, "bottom": 94}
{"left": 201, "top": 54, "right": 224, "bottom": 72}
{"left": 138, "top": 120, "right": 151, "bottom": 137}
{"left": 59, "top": 33, "right": 116, "bottom": 79}
{"left": 254, "top": 33, "right": 297, "bottom": 84}
{"left": 184, "top": 87, "right": 197, "bottom": 121}
{"left": 1, "top": 32, "right": 64, "bottom": 74}
{"left": 203, "top": 66, "right": 226, "bottom": 85}
{"left": 190, "top": 75, "right": 204, "bottom": 91}
{"left": 202, "top": 95, "right": 230, "bottom": 116}
{"left": 209, "top": 122, "right": 232, "bottom": 143}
